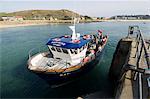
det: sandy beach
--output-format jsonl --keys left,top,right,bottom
{"left": 0, "top": 20, "right": 52, "bottom": 28}
{"left": 0, "top": 20, "right": 102, "bottom": 28}
{"left": 0, "top": 19, "right": 150, "bottom": 29}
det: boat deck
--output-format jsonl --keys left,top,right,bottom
{"left": 28, "top": 53, "right": 70, "bottom": 71}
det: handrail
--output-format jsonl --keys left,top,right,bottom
{"left": 28, "top": 48, "right": 36, "bottom": 59}
{"left": 124, "top": 26, "right": 150, "bottom": 99}
{"left": 127, "top": 26, "right": 150, "bottom": 69}
{"left": 138, "top": 30, "right": 150, "bottom": 68}
{"left": 28, "top": 45, "right": 49, "bottom": 59}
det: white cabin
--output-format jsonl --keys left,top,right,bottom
{"left": 47, "top": 37, "right": 90, "bottom": 65}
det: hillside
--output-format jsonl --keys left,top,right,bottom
{"left": 0, "top": 9, "right": 81, "bottom": 20}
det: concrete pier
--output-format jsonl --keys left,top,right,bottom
{"left": 113, "top": 38, "right": 139, "bottom": 99}
{"left": 109, "top": 26, "right": 150, "bottom": 99}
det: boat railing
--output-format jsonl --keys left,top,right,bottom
{"left": 118, "top": 26, "right": 150, "bottom": 99}
{"left": 28, "top": 45, "right": 49, "bottom": 59}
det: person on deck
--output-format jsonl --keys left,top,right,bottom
{"left": 102, "top": 36, "right": 107, "bottom": 44}
{"left": 98, "top": 30, "right": 103, "bottom": 39}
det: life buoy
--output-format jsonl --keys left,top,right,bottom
{"left": 83, "top": 57, "right": 90, "bottom": 63}
{"left": 72, "top": 39, "right": 80, "bottom": 43}
{"left": 53, "top": 38, "right": 61, "bottom": 41}
{"left": 83, "top": 35, "right": 91, "bottom": 39}
{"left": 64, "top": 35, "right": 70, "bottom": 38}
{"left": 90, "top": 50, "right": 95, "bottom": 54}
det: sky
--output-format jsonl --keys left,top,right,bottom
{"left": 0, "top": 0, "right": 149, "bottom": 17}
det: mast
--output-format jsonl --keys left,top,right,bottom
{"left": 69, "top": 18, "right": 80, "bottom": 40}
{"left": 69, "top": 18, "right": 76, "bottom": 40}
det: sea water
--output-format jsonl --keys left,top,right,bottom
{"left": 0, "top": 21, "right": 150, "bottom": 98}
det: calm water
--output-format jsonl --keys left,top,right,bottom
{"left": 0, "top": 21, "right": 150, "bottom": 98}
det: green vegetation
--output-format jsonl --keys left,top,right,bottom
{"left": 83, "top": 16, "right": 92, "bottom": 20}
{"left": 0, "top": 9, "right": 81, "bottom": 20}
{"left": 0, "top": 12, "right": 9, "bottom": 16}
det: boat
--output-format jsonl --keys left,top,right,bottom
{"left": 27, "top": 21, "right": 108, "bottom": 83}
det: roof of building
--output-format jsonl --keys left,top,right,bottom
{"left": 46, "top": 36, "right": 91, "bottom": 49}
{"left": 15, "top": 16, "right": 23, "bottom": 18}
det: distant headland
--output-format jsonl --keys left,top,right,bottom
{"left": 0, "top": 9, "right": 98, "bottom": 21}
{"left": 0, "top": 9, "right": 150, "bottom": 28}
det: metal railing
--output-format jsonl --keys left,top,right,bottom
{"left": 127, "top": 26, "right": 150, "bottom": 68}
{"left": 119, "top": 26, "right": 150, "bottom": 99}
{"left": 28, "top": 45, "right": 49, "bottom": 59}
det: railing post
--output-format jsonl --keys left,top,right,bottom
{"left": 139, "top": 30, "right": 150, "bottom": 69}
{"left": 139, "top": 73, "right": 143, "bottom": 99}
{"left": 133, "top": 72, "right": 138, "bottom": 81}
{"left": 137, "top": 42, "right": 144, "bottom": 68}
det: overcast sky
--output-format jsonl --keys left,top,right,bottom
{"left": 0, "top": 0, "right": 149, "bottom": 17}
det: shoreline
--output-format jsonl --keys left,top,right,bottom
{"left": 0, "top": 23, "right": 50, "bottom": 28}
{"left": 0, "top": 19, "right": 150, "bottom": 29}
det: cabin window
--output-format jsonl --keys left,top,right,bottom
{"left": 70, "top": 49, "right": 74, "bottom": 54}
{"left": 79, "top": 48, "right": 82, "bottom": 52}
{"left": 62, "top": 48, "right": 68, "bottom": 54}
{"left": 70, "top": 49, "right": 78, "bottom": 54}
{"left": 51, "top": 47, "right": 55, "bottom": 51}
{"left": 74, "top": 49, "right": 78, "bottom": 54}
{"left": 56, "top": 47, "right": 61, "bottom": 52}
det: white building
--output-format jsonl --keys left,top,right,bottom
{"left": 2, "top": 16, "right": 23, "bottom": 21}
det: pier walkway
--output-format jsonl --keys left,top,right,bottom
{"left": 114, "top": 26, "right": 150, "bottom": 99}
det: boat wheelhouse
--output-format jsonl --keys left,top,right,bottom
{"left": 47, "top": 35, "right": 91, "bottom": 66}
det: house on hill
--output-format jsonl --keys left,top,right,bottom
{"left": 14, "top": 16, "right": 24, "bottom": 21}
{"left": 1, "top": 16, "right": 23, "bottom": 21}
{"left": 1, "top": 16, "right": 14, "bottom": 21}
